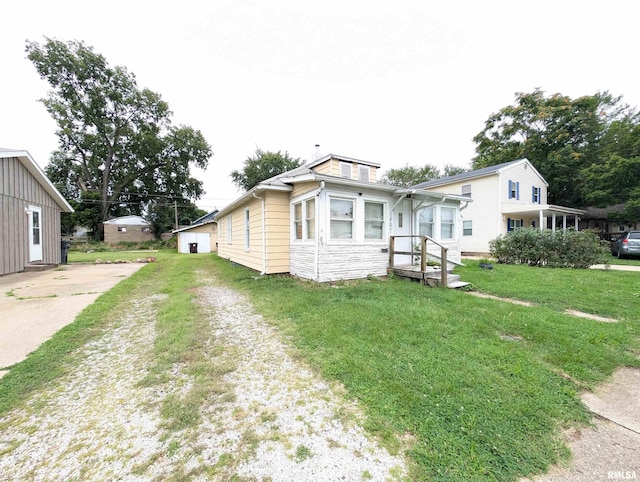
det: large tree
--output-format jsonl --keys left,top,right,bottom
{"left": 472, "top": 89, "right": 630, "bottom": 207}
{"left": 380, "top": 163, "right": 468, "bottom": 187}
{"left": 231, "top": 148, "right": 302, "bottom": 191}
{"left": 27, "top": 38, "right": 212, "bottom": 239}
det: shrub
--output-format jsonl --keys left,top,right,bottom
{"left": 490, "top": 228, "right": 607, "bottom": 268}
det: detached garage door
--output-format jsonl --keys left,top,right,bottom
{"left": 179, "top": 232, "right": 211, "bottom": 253}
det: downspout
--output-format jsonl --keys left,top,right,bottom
{"left": 314, "top": 181, "right": 325, "bottom": 281}
{"left": 253, "top": 192, "right": 266, "bottom": 275}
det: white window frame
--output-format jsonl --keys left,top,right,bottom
{"left": 293, "top": 202, "right": 303, "bottom": 240}
{"left": 440, "top": 207, "right": 456, "bottom": 239}
{"left": 461, "top": 184, "right": 471, "bottom": 197}
{"left": 364, "top": 201, "right": 385, "bottom": 240}
{"left": 358, "top": 165, "right": 370, "bottom": 182}
{"left": 305, "top": 198, "right": 316, "bottom": 240}
{"left": 329, "top": 196, "right": 355, "bottom": 241}
{"left": 418, "top": 207, "right": 434, "bottom": 238}
{"left": 244, "top": 209, "right": 250, "bottom": 250}
{"left": 463, "top": 219, "right": 472, "bottom": 236}
{"left": 227, "top": 215, "right": 232, "bottom": 244}
{"left": 340, "top": 162, "right": 352, "bottom": 179}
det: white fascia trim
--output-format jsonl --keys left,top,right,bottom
{"left": 217, "top": 184, "right": 292, "bottom": 217}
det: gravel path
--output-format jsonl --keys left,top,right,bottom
{"left": 0, "top": 277, "right": 407, "bottom": 481}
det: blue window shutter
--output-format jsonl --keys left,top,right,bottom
{"left": 507, "top": 217, "right": 512, "bottom": 232}
{"left": 532, "top": 186, "right": 536, "bottom": 202}
{"left": 538, "top": 187, "right": 541, "bottom": 204}
{"left": 508, "top": 180, "right": 512, "bottom": 199}
{"left": 516, "top": 182, "right": 520, "bottom": 200}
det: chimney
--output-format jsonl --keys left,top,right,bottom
{"left": 314, "top": 144, "right": 321, "bottom": 160}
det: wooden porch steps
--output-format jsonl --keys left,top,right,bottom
{"left": 388, "top": 267, "right": 470, "bottom": 289}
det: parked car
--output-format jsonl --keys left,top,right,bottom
{"left": 611, "top": 231, "right": 640, "bottom": 258}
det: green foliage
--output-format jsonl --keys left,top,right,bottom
{"left": 28, "top": 38, "right": 212, "bottom": 237}
{"left": 473, "top": 89, "right": 634, "bottom": 207}
{"left": 489, "top": 228, "right": 607, "bottom": 268}
{"left": 380, "top": 163, "right": 469, "bottom": 187}
{"left": 230, "top": 148, "right": 302, "bottom": 191}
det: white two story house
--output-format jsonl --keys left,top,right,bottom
{"left": 413, "top": 158, "right": 585, "bottom": 255}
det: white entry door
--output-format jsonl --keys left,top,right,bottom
{"left": 28, "top": 205, "right": 43, "bottom": 262}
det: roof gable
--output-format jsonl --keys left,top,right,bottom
{"left": 0, "top": 149, "right": 74, "bottom": 212}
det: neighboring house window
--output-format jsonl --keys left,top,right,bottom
{"left": 398, "top": 212, "right": 403, "bottom": 228}
{"left": 141, "top": 226, "right": 151, "bottom": 233}
{"left": 330, "top": 197, "right": 354, "bottom": 239}
{"left": 364, "top": 201, "right": 384, "bottom": 240}
{"left": 463, "top": 220, "right": 472, "bottom": 236}
{"left": 358, "top": 165, "right": 370, "bottom": 182}
{"left": 118, "top": 227, "right": 127, "bottom": 232}
{"left": 244, "top": 209, "right": 250, "bottom": 250}
{"left": 441, "top": 207, "right": 455, "bottom": 239}
{"left": 305, "top": 198, "right": 315, "bottom": 239}
{"left": 508, "top": 180, "right": 520, "bottom": 200}
{"left": 461, "top": 184, "right": 471, "bottom": 197}
{"left": 418, "top": 207, "right": 434, "bottom": 237}
{"left": 340, "top": 162, "right": 352, "bottom": 179}
{"left": 294, "top": 202, "right": 303, "bottom": 240}
{"left": 532, "top": 186, "right": 541, "bottom": 204}
{"left": 507, "top": 218, "right": 524, "bottom": 231}
{"left": 227, "top": 215, "right": 232, "bottom": 244}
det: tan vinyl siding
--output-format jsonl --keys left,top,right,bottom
{"left": 311, "top": 158, "right": 377, "bottom": 181}
{"left": 291, "top": 181, "right": 320, "bottom": 198}
{"left": 1, "top": 156, "right": 63, "bottom": 275}
{"left": 263, "top": 191, "right": 290, "bottom": 273}
{"left": 218, "top": 197, "right": 266, "bottom": 273}
{"left": 311, "top": 160, "right": 333, "bottom": 175}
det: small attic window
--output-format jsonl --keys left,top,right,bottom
{"left": 340, "top": 162, "right": 352, "bottom": 178}
{"left": 358, "top": 165, "right": 370, "bottom": 182}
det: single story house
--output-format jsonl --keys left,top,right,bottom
{"left": 216, "top": 154, "right": 470, "bottom": 282}
{"left": 103, "top": 215, "right": 155, "bottom": 243}
{"left": 173, "top": 218, "right": 218, "bottom": 254}
{"left": 413, "top": 158, "right": 585, "bottom": 254}
{"left": 1, "top": 148, "right": 73, "bottom": 275}
{"left": 579, "top": 204, "right": 638, "bottom": 240}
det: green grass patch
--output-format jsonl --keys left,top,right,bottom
{"left": 211, "top": 256, "right": 640, "bottom": 481}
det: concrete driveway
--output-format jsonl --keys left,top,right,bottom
{"left": 0, "top": 263, "right": 145, "bottom": 378}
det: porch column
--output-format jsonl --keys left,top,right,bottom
{"left": 575, "top": 215, "right": 579, "bottom": 230}
{"left": 562, "top": 215, "right": 567, "bottom": 230}
{"left": 539, "top": 210, "right": 544, "bottom": 231}
{"left": 552, "top": 213, "right": 557, "bottom": 231}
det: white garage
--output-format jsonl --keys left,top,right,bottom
{"left": 173, "top": 220, "right": 218, "bottom": 254}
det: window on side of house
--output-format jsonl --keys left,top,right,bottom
{"left": 508, "top": 180, "right": 520, "bottom": 199}
{"left": 358, "top": 165, "right": 370, "bottom": 182}
{"left": 418, "top": 207, "right": 434, "bottom": 237}
{"left": 463, "top": 220, "right": 472, "bottom": 236}
{"left": 227, "top": 215, "right": 232, "bottom": 244}
{"left": 293, "top": 202, "right": 303, "bottom": 240}
{"left": 461, "top": 184, "right": 471, "bottom": 197}
{"left": 532, "top": 186, "right": 541, "bottom": 204}
{"left": 364, "top": 201, "right": 384, "bottom": 240}
{"left": 441, "top": 207, "right": 455, "bottom": 239}
{"left": 329, "top": 197, "right": 354, "bottom": 239}
{"left": 507, "top": 218, "right": 524, "bottom": 231}
{"left": 340, "top": 162, "right": 352, "bottom": 179}
{"left": 141, "top": 226, "right": 151, "bottom": 233}
{"left": 305, "top": 198, "right": 315, "bottom": 239}
{"left": 244, "top": 209, "right": 250, "bottom": 250}
{"left": 118, "top": 226, "right": 126, "bottom": 233}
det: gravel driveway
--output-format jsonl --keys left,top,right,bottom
{"left": 0, "top": 275, "right": 407, "bottom": 481}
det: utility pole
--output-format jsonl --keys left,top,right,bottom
{"left": 174, "top": 200, "right": 178, "bottom": 230}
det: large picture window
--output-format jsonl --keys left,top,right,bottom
{"left": 364, "top": 202, "right": 384, "bottom": 240}
{"left": 441, "top": 207, "right": 455, "bottom": 239}
{"left": 418, "top": 207, "right": 434, "bottom": 237}
{"left": 330, "top": 198, "right": 354, "bottom": 239}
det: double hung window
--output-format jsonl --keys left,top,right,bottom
{"left": 364, "top": 202, "right": 384, "bottom": 240}
{"left": 330, "top": 198, "right": 354, "bottom": 239}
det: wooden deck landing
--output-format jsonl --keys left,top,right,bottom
{"left": 388, "top": 265, "right": 469, "bottom": 289}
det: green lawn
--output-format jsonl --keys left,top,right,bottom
{"left": 213, "top": 256, "right": 640, "bottom": 481}
{"left": 2, "top": 251, "right": 639, "bottom": 480}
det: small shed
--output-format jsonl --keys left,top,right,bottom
{"left": 103, "top": 215, "right": 155, "bottom": 243}
{"left": 1, "top": 149, "right": 74, "bottom": 275}
{"left": 173, "top": 220, "right": 218, "bottom": 253}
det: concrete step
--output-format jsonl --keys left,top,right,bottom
{"left": 24, "top": 264, "right": 58, "bottom": 272}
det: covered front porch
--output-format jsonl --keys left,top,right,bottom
{"left": 502, "top": 204, "right": 585, "bottom": 232}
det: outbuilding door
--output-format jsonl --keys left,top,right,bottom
{"left": 179, "top": 232, "right": 211, "bottom": 253}
{"left": 28, "top": 205, "right": 43, "bottom": 262}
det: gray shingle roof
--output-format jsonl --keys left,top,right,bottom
{"left": 412, "top": 159, "right": 528, "bottom": 189}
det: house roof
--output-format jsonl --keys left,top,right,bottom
{"left": 216, "top": 154, "right": 470, "bottom": 217}
{"left": 0, "top": 148, "right": 74, "bottom": 212}
{"left": 173, "top": 219, "right": 216, "bottom": 234}
{"left": 413, "top": 158, "right": 548, "bottom": 189}
{"left": 103, "top": 215, "right": 151, "bottom": 225}
{"left": 191, "top": 210, "right": 218, "bottom": 225}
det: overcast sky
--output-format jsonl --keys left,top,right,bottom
{"left": 2, "top": 0, "right": 639, "bottom": 211}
